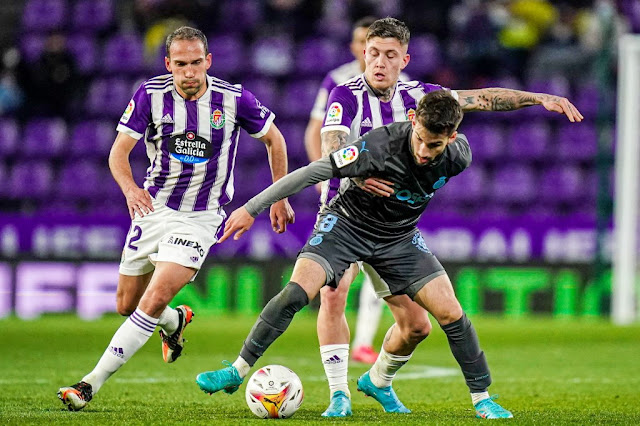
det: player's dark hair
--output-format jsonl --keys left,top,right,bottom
{"left": 353, "top": 16, "right": 378, "bottom": 30}
{"left": 366, "top": 17, "right": 410, "bottom": 45}
{"left": 415, "top": 90, "right": 463, "bottom": 136}
{"left": 165, "top": 26, "right": 208, "bottom": 57}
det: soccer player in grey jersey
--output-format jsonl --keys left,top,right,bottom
{"left": 57, "top": 26, "right": 294, "bottom": 412}
{"left": 312, "top": 17, "right": 582, "bottom": 417}
{"left": 197, "top": 90, "right": 516, "bottom": 419}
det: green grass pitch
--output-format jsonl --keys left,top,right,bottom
{"left": 1, "top": 312, "right": 639, "bottom": 425}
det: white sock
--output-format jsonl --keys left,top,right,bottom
{"left": 352, "top": 272, "right": 383, "bottom": 349}
{"left": 369, "top": 346, "right": 412, "bottom": 388}
{"left": 471, "top": 391, "right": 490, "bottom": 405}
{"left": 157, "top": 306, "right": 179, "bottom": 335}
{"left": 233, "top": 356, "right": 251, "bottom": 378}
{"left": 320, "top": 344, "right": 350, "bottom": 398}
{"left": 82, "top": 308, "right": 157, "bottom": 394}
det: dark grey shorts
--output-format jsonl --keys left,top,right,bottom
{"left": 298, "top": 212, "right": 445, "bottom": 299}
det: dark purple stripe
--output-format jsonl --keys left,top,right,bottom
{"left": 166, "top": 99, "right": 197, "bottom": 209}
{"left": 148, "top": 92, "right": 174, "bottom": 197}
{"left": 194, "top": 91, "right": 225, "bottom": 211}
{"left": 131, "top": 311, "right": 158, "bottom": 327}
{"left": 217, "top": 125, "right": 240, "bottom": 206}
{"left": 380, "top": 101, "right": 394, "bottom": 125}
{"left": 128, "top": 315, "right": 156, "bottom": 333}
{"left": 399, "top": 88, "right": 419, "bottom": 121}
{"left": 360, "top": 94, "right": 372, "bottom": 137}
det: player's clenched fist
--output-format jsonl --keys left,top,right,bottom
{"left": 218, "top": 207, "right": 255, "bottom": 243}
{"left": 124, "top": 186, "right": 154, "bottom": 219}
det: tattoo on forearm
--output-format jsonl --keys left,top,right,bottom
{"left": 458, "top": 89, "right": 540, "bottom": 112}
{"left": 321, "top": 130, "right": 348, "bottom": 157}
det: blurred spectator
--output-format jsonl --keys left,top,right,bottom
{"left": 0, "top": 48, "right": 24, "bottom": 115}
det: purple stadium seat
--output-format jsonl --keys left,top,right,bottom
{"left": 489, "top": 165, "right": 536, "bottom": 204}
{"left": 524, "top": 76, "right": 572, "bottom": 119}
{"left": 72, "top": 0, "right": 114, "bottom": 32}
{"left": 0, "top": 161, "right": 6, "bottom": 197}
{"left": 277, "top": 122, "right": 307, "bottom": 165}
{"left": 295, "top": 37, "right": 341, "bottom": 77}
{"left": 278, "top": 80, "right": 321, "bottom": 119}
{"left": 20, "top": 33, "right": 45, "bottom": 63}
{"left": 251, "top": 35, "right": 293, "bottom": 77}
{"left": 405, "top": 34, "right": 442, "bottom": 78}
{"left": 574, "top": 84, "right": 599, "bottom": 117}
{"left": 57, "top": 160, "right": 102, "bottom": 200}
{"left": 507, "top": 121, "right": 551, "bottom": 162}
{"left": 0, "top": 119, "right": 19, "bottom": 156}
{"left": 69, "top": 120, "right": 115, "bottom": 158}
{"left": 22, "top": 0, "right": 67, "bottom": 32}
{"left": 241, "top": 78, "right": 279, "bottom": 109}
{"left": 556, "top": 122, "right": 597, "bottom": 162}
{"left": 67, "top": 34, "right": 98, "bottom": 74}
{"left": 103, "top": 34, "right": 145, "bottom": 74}
{"left": 458, "top": 123, "right": 505, "bottom": 162}
{"left": 209, "top": 34, "right": 245, "bottom": 77}
{"left": 437, "top": 165, "right": 487, "bottom": 204}
{"left": 22, "top": 118, "right": 67, "bottom": 157}
{"left": 538, "top": 165, "right": 584, "bottom": 205}
{"left": 236, "top": 131, "right": 267, "bottom": 160}
{"left": 86, "top": 78, "right": 133, "bottom": 118}
{"left": 7, "top": 160, "right": 53, "bottom": 199}
{"left": 219, "top": 0, "right": 262, "bottom": 33}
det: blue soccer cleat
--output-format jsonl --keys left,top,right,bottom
{"left": 196, "top": 361, "right": 244, "bottom": 395}
{"left": 474, "top": 396, "right": 514, "bottom": 419}
{"left": 356, "top": 371, "right": 411, "bottom": 413}
{"left": 321, "top": 391, "right": 352, "bottom": 417}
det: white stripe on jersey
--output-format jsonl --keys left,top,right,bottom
{"left": 207, "top": 88, "right": 238, "bottom": 210}
{"left": 146, "top": 90, "right": 165, "bottom": 190}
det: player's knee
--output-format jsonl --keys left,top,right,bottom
{"left": 435, "top": 304, "right": 464, "bottom": 326}
{"left": 116, "top": 299, "right": 136, "bottom": 316}
{"left": 319, "top": 286, "right": 348, "bottom": 312}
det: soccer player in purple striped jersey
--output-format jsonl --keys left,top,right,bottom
{"left": 57, "top": 26, "right": 294, "bottom": 412}
{"left": 313, "top": 17, "right": 582, "bottom": 417}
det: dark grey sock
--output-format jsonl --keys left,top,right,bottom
{"left": 441, "top": 312, "right": 492, "bottom": 392}
{"left": 239, "top": 282, "right": 309, "bottom": 366}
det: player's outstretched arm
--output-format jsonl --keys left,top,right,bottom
{"left": 109, "top": 132, "right": 154, "bottom": 219}
{"left": 258, "top": 123, "right": 295, "bottom": 233}
{"left": 456, "top": 88, "right": 584, "bottom": 122}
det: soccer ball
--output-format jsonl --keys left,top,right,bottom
{"left": 245, "top": 365, "right": 304, "bottom": 419}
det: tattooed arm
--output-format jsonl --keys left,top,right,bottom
{"left": 456, "top": 88, "right": 584, "bottom": 122}
{"left": 321, "top": 129, "right": 349, "bottom": 157}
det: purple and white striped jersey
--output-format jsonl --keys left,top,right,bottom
{"left": 310, "top": 60, "right": 410, "bottom": 120}
{"left": 319, "top": 75, "right": 457, "bottom": 202}
{"left": 116, "top": 74, "right": 275, "bottom": 212}
{"left": 321, "top": 75, "right": 457, "bottom": 141}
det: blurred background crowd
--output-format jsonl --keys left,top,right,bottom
{"left": 0, "top": 0, "right": 637, "bottom": 221}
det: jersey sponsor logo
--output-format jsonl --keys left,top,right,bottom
{"left": 325, "top": 102, "right": 343, "bottom": 125}
{"left": 166, "top": 235, "right": 205, "bottom": 256}
{"left": 394, "top": 187, "right": 434, "bottom": 205}
{"left": 406, "top": 108, "right": 416, "bottom": 122}
{"left": 210, "top": 109, "right": 225, "bottom": 129}
{"left": 332, "top": 145, "right": 359, "bottom": 168}
{"left": 361, "top": 117, "right": 373, "bottom": 128}
{"left": 169, "top": 132, "right": 212, "bottom": 164}
{"left": 433, "top": 176, "right": 447, "bottom": 189}
{"left": 121, "top": 100, "right": 135, "bottom": 124}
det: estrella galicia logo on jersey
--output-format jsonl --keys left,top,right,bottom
{"left": 120, "top": 99, "right": 135, "bottom": 124}
{"left": 406, "top": 108, "right": 416, "bottom": 122}
{"left": 325, "top": 102, "right": 343, "bottom": 126}
{"left": 433, "top": 176, "right": 447, "bottom": 189}
{"left": 332, "top": 145, "right": 359, "bottom": 168}
{"left": 210, "top": 109, "right": 225, "bottom": 129}
{"left": 169, "top": 132, "right": 212, "bottom": 164}
{"left": 412, "top": 232, "right": 431, "bottom": 254}
{"left": 166, "top": 235, "right": 206, "bottom": 256}
{"left": 309, "top": 234, "right": 324, "bottom": 246}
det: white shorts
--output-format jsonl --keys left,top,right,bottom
{"left": 119, "top": 197, "right": 225, "bottom": 276}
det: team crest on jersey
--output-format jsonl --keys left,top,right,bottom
{"left": 121, "top": 100, "right": 135, "bottom": 124}
{"left": 210, "top": 109, "right": 225, "bottom": 129}
{"left": 169, "top": 132, "right": 212, "bottom": 164}
{"left": 325, "top": 102, "right": 343, "bottom": 126}
{"left": 332, "top": 145, "right": 359, "bottom": 168}
{"left": 406, "top": 108, "right": 416, "bottom": 122}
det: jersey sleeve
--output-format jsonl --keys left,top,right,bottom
{"left": 116, "top": 82, "right": 151, "bottom": 140}
{"left": 320, "top": 85, "right": 357, "bottom": 136}
{"left": 310, "top": 74, "right": 337, "bottom": 120}
{"left": 237, "top": 88, "right": 276, "bottom": 138}
{"left": 421, "top": 82, "right": 458, "bottom": 101}
{"left": 329, "top": 128, "right": 387, "bottom": 178}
